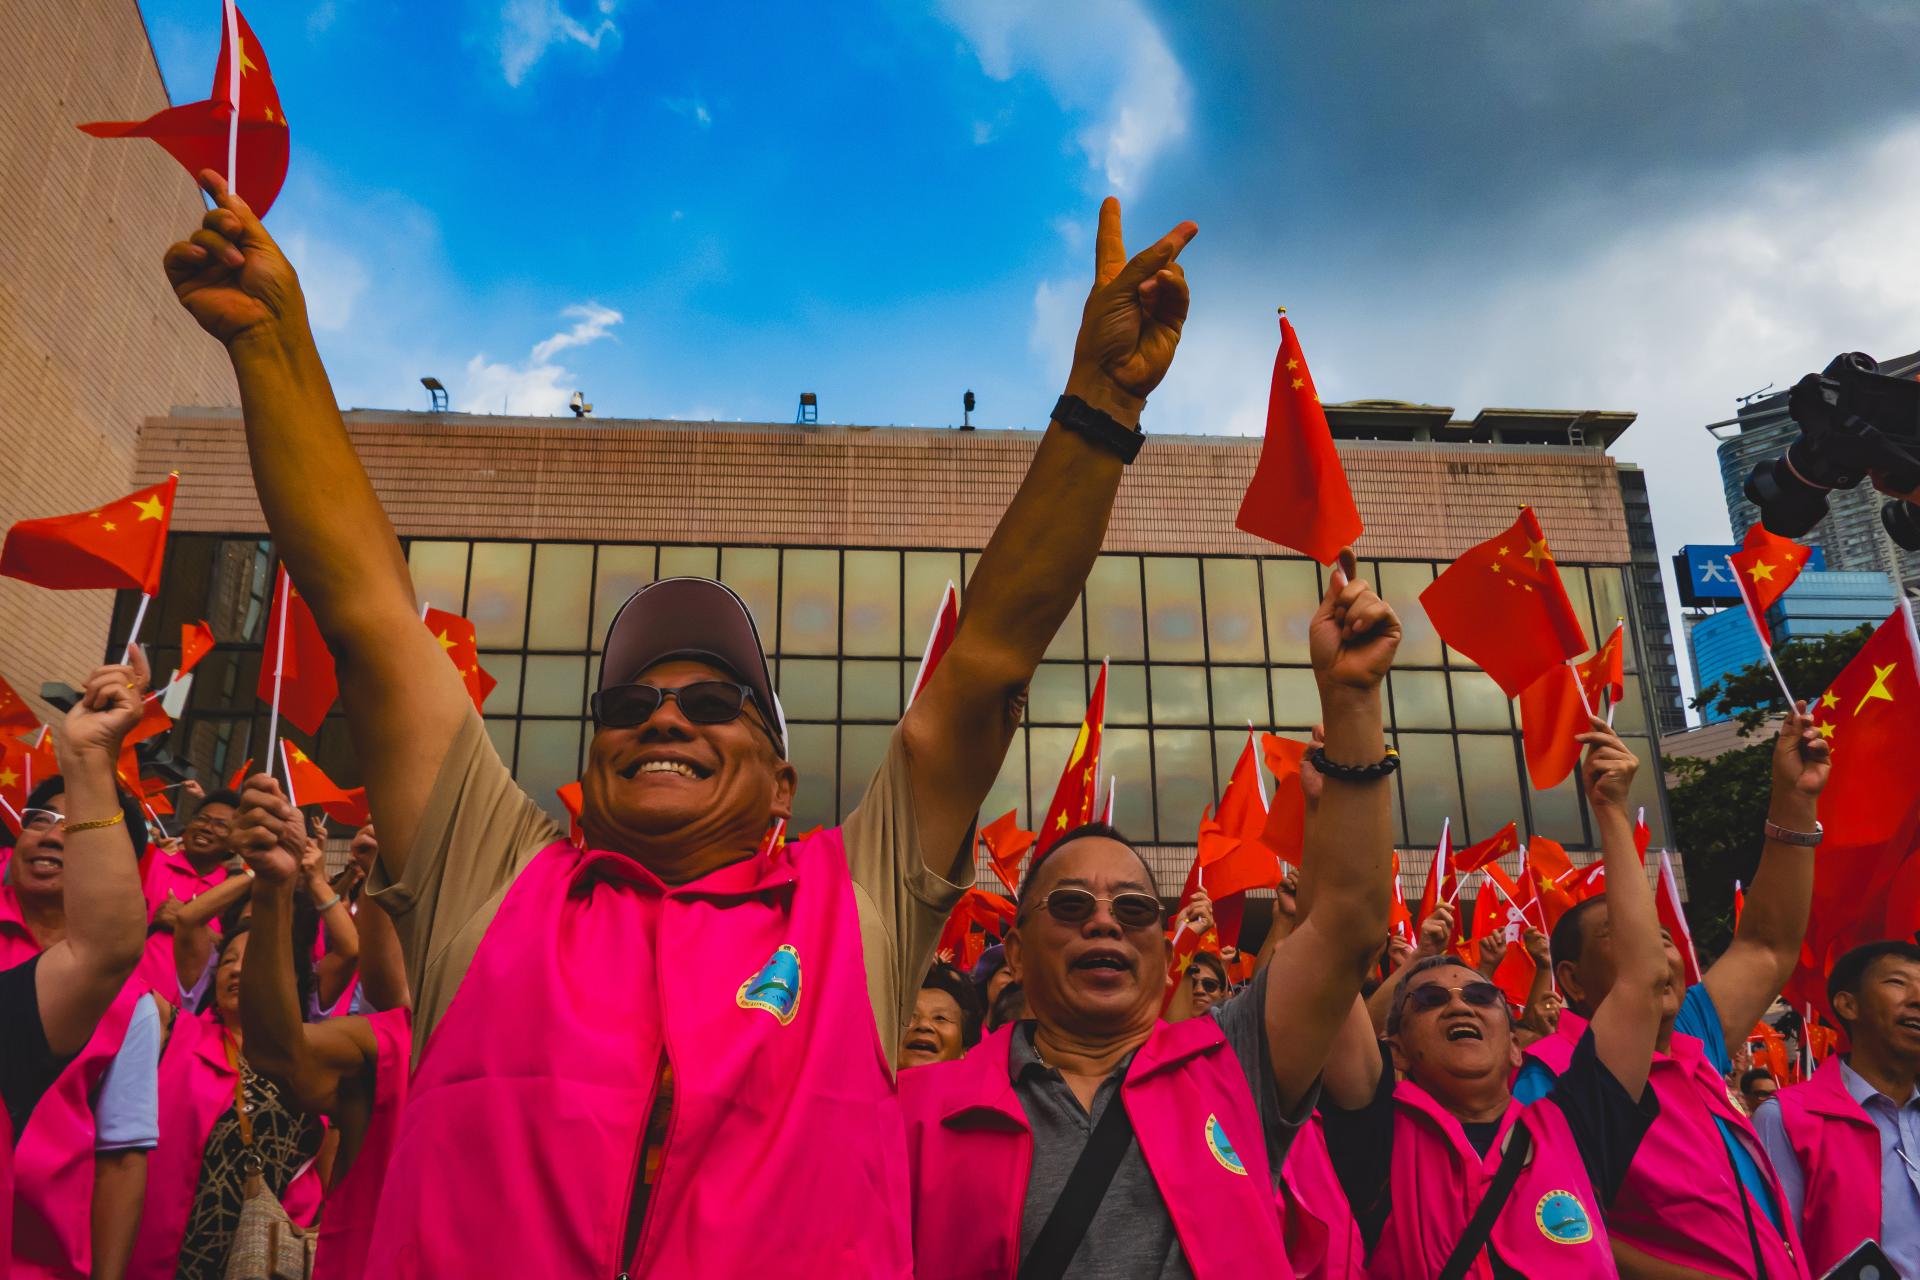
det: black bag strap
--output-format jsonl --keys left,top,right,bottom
{"left": 1436, "top": 1120, "right": 1534, "bottom": 1280}
{"left": 1724, "top": 1126, "right": 1769, "bottom": 1280}
{"left": 1017, "top": 1092, "right": 1137, "bottom": 1280}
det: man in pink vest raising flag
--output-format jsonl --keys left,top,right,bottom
{"left": 163, "top": 172, "right": 1196, "bottom": 1276}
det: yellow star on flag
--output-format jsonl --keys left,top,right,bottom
{"left": 290, "top": 746, "right": 310, "bottom": 764}
{"left": 1746, "top": 560, "right": 1776, "bottom": 583}
{"left": 1291, "top": 378, "right": 1304, "bottom": 390}
{"left": 1055, "top": 811, "right": 1068, "bottom": 830}
{"left": 1523, "top": 539, "right": 1551, "bottom": 570}
{"left": 0, "top": 767, "right": 17, "bottom": 789}
{"left": 436, "top": 630, "right": 456, "bottom": 651}
{"left": 1815, "top": 721, "right": 1835, "bottom": 740}
{"left": 1819, "top": 690, "right": 1839, "bottom": 710}
{"left": 1285, "top": 358, "right": 1299, "bottom": 370}
{"left": 101, "top": 521, "right": 117, "bottom": 532}
{"left": 134, "top": 495, "right": 165, "bottom": 522}
{"left": 1853, "top": 662, "right": 1898, "bottom": 716}
{"left": 240, "top": 48, "right": 259, "bottom": 76}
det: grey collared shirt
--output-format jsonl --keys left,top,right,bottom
{"left": 1754, "top": 1058, "right": 1920, "bottom": 1278}
{"left": 1009, "top": 966, "right": 1308, "bottom": 1279}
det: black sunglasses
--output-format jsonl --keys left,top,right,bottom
{"left": 1404, "top": 980, "right": 1507, "bottom": 1015}
{"left": 1032, "top": 888, "right": 1163, "bottom": 930}
{"left": 1185, "top": 965, "right": 1223, "bottom": 994}
{"left": 591, "top": 681, "right": 763, "bottom": 731}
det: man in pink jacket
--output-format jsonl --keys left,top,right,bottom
{"left": 165, "top": 168, "right": 1195, "bottom": 1275}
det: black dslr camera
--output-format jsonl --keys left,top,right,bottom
{"left": 1743, "top": 351, "right": 1920, "bottom": 550}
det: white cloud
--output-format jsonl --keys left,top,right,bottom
{"left": 275, "top": 230, "right": 369, "bottom": 333}
{"left": 499, "top": 0, "right": 621, "bottom": 87}
{"left": 939, "top": 0, "right": 1190, "bottom": 194}
{"left": 664, "top": 97, "right": 713, "bottom": 128}
{"left": 530, "top": 302, "right": 623, "bottom": 362}
{"left": 459, "top": 304, "right": 624, "bottom": 416}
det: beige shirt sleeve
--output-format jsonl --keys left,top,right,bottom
{"left": 839, "top": 725, "right": 976, "bottom": 1070}
{"left": 365, "top": 708, "right": 559, "bottom": 1056}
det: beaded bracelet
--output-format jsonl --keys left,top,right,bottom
{"left": 1307, "top": 744, "right": 1401, "bottom": 782}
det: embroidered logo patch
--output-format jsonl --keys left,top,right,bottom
{"left": 1535, "top": 1189, "right": 1593, "bottom": 1244}
{"left": 1205, "top": 1113, "right": 1247, "bottom": 1176}
{"left": 736, "top": 944, "right": 802, "bottom": 1024}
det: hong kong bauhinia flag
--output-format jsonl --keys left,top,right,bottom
{"left": 1420, "top": 508, "right": 1588, "bottom": 697}
{"left": 1234, "top": 315, "right": 1363, "bottom": 565}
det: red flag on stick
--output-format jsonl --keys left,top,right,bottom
{"left": 1578, "top": 622, "right": 1626, "bottom": 715}
{"left": 1034, "top": 663, "right": 1107, "bottom": 858}
{"left": 1654, "top": 851, "right": 1702, "bottom": 986}
{"left": 257, "top": 568, "right": 337, "bottom": 738}
{"left": 1257, "top": 733, "right": 1308, "bottom": 871}
{"left": 1452, "top": 821, "right": 1519, "bottom": 875}
{"left": 1527, "top": 835, "right": 1580, "bottom": 932}
{"left": 424, "top": 607, "right": 497, "bottom": 712}
{"left": 1233, "top": 314, "right": 1363, "bottom": 565}
{"left": 1733, "top": 880, "right": 1745, "bottom": 930}
{"left": 979, "top": 809, "right": 1037, "bottom": 895}
{"left": 1389, "top": 850, "right": 1414, "bottom": 943}
{"left": 1519, "top": 664, "right": 1589, "bottom": 790}
{"left": 1730, "top": 523, "right": 1812, "bottom": 642}
{"left": 908, "top": 581, "right": 959, "bottom": 707}
{"left": 0, "top": 475, "right": 177, "bottom": 597}
{"left": 224, "top": 757, "right": 254, "bottom": 792}
{"left": 1633, "top": 807, "right": 1651, "bottom": 863}
{"left": 125, "top": 695, "right": 174, "bottom": 748}
{"left": 1420, "top": 508, "right": 1588, "bottom": 697}
{"left": 180, "top": 621, "right": 217, "bottom": 675}
{"left": 0, "top": 675, "right": 40, "bottom": 735}
{"left": 1414, "top": 818, "right": 1456, "bottom": 929}
{"left": 1193, "top": 731, "right": 1279, "bottom": 930}
{"left": 280, "top": 741, "right": 369, "bottom": 827}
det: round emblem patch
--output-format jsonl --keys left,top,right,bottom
{"left": 736, "top": 944, "right": 802, "bottom": 1024}
{"left": 1205, "top": 1113, "right": 1247, "bottom": 1176}
{"left": 1535, "top": 1189, "right": 1593, "bottom": 1244}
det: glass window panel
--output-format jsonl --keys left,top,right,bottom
{"left": 1153, "top": 730, "right": 1215, "bottom": 844}
{"left": 981, "top": 732, "right": 1027, "bottom": 831}
{"left": 1611, "top": 674, "right": 1648, "bottom": 735}
{"left": 777, "top": 658, "right": 837, "bottom": 720}
{"left": 184, "top": 651, "right": 254, "bottom": 714}
{"left": 1589, "top": 568, "right": 1636, "bottom": 671}
{"left": 1106, "top": 664, "right": 1149, "bottom": 726}
{"left": 1261, "top": 560, "right": 1319, "bottom": 664}
{"left": 1396, "top": 733, "right": 1462, "bottom": 849}
{"left": 905, "top": 552, "right": 964, "bottom": 633}
{"left": 1028, "top": 663, "right": 1089, "bottom": 726}
{"left": 521, "top": 655, "right": 587, "bottom": 717}
{"left": 1085, "top": 556, "right": 1145, "bottom": 660}
{"left": 1450, "top": 671, "right": 1512, "bottom": 731}
{"left": 1560, "top": 566, "right": 1596, "bottom": 653}
{"left": 1527, "top": 768, "right": 1585, "bottom": 846}
{"left": 1390, "top": 671, "right": 1450, "bottom": 730}
{"left": 839, "top": 725, "right": 893, "bottom": 823}
{"left": 468, "top": 543, "right": 531, "bottom": 649}
{"left": 526, "top": 544, "right": 593, "bottom": 651}
{"left": 516, "top": 719, "right": 583, "bottom": 825}
{"left": 658, "top": 545, "right": 718, "bottom": 579}
{"left": 1379, "top": 563, "right": 1441, "bottom": 666}
{"left": 1621, "top": 738, "right": 1667, "bottom": 849}
{"left": 591, "top": 546, "right": 656, "bottom": 648}
{"left": 780, "top": 550, "right": 839, "bottom": 654}
{"left": 842, "top": 660, "right": 901, "bottom": 721}
{"left": 477, "top": 653, "right": 523, "bottom": 712}
{"left": 1203, "top": 559, "right": 1265, "bottom": 663}
{"left": 1101, "top": 729, "right": 1152, "bottom": 838}
{"left": 786, "top": 724, "right": 837, "bottom": 833}
{"left": 1144, "top": 558, "right": 1205, "bottom": 662}
{"left": 483, "top": 718, "right": 518, "bottom": 770}
{"left": 1270, "top": 668, "right": 1319, "bottom": 727}
{"left": 719, "top": 548, "right": 780, "bottom": 647}
{"left": 1458, "top": 735, "right": 1524, "bottom": 845}
{"left": 408, "top": 541, "right": 469, "bottom": 616}
{"left": 1150, "top": 666, "right": 1208, "bottom": 725}
{"left": 842, "top": 550, "right": 900, "bottom": 657}
{"left": 1210, "top": 667, "right": 1269, "bottom": 727}
{"left": 1028, "top": 727, "right": 1077, "bottom": 824}
{"left": 963, "top": 551, "right": 981, "bottom": 588}
{"left": 1043, "top": 598, "right": 1085, "bottom": 663}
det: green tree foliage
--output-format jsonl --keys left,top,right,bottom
{"left": 1671, "top": 623, "right": 1872, "bottom": 956}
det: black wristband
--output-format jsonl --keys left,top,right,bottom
{"left": 1307, "top": 744, "right": 1400, "bottom": 782}
{"left": 1052, "top": 394, "right": 1145, "bottom": 463}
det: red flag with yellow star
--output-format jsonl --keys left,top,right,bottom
{"left": 1419, "top": 508, "right": 1589, "bottom": 697}
{"left": 280, "top": 740, "right": 369, "bottom": 827}
{"left": 257, "top": 568, "right": 337, "bottom": 737}
{"left": 1452, "top": 821, "right": 1519, "bottom": 875}
{"left": 0, "top": 475, "right": 176, "bottom": 596}
{"left": 180, "top": 621, "right": 217, "bottom": 675}
{"left": 0, "top": 675, "right": 40, "bottom": 736}
{"left": 79, "top": 3, "right": 290, "bottom": 216}
{"left": 1033, "top": 662, "right": 1107, "bottom": 859}
{"left": 424, "top": 606, "right": 498, "bottom": 712}
{"left": 978, "top": 809, "right": 1037, "bottom": 895}
{"left": 1233, "top": 315, "right": 1364, "bottom": 565}
{"left": 1808, "top": 602, "right": 1920, "bottom": 847}
{"left": 1578, "top": 621, "right": 1626, "bottom": 712}
{"left": 1518, "top": 663, "right": 1588, "bottom": 790}
{"left": 1730, "top": 523, "right": 1812, "bottom": 646}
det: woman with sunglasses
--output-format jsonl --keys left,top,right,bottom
{"left": 900, "top": 548, "right": 1402, "bottom": 1279}
{"left": 1316, "top": 719, "right": 1669, "bottom": 1280}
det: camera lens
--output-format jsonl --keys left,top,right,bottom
{"left": 1744, "top": 459, "right": 1830, "bottom": 537}
{"left": 1882, "top": 500, "right": 1920, "bottom": 551}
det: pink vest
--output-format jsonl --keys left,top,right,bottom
{"left": 1281, "top": 1112, "right": 1364, "bottom": 1280}
{"left": 134, "top": 851, "right": 228, "bottom": 997}
{"left": 365, "top": 831, "right": 910, "bottom": 1278}
{"left": 1368, "top": 1082, "right": 1616, "bottom": 1280}
{"left": 898, "top": 1018, "right": 1293, "bottom": 1279}
{"left": 1, "top": 888, "right": 141, "bottom": 1280}
{"left": 1525, "top": 1011, "right": 1807, "bottom": 1279}
{"left": 1, "top": 1080, "right": 12, "bottom": 1276}
{"left": 1773, "top": 1056, "right": 1883, "bottom": 1276}
{"left": 126, "top": 1011, "right": 323, "bottom": 1279}
{"left": 312, "top": 1007, "right": 412, "bottom": 1280}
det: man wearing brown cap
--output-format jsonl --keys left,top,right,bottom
{"left": 165, "top": 171, "right": 1194, "bottom": 1276}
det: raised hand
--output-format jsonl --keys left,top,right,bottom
{"left": 1067, "top": 198, "right": 1197, "bottom": 422}
{"left": 1385, "top": 935, "right": 1414, "bottom": 973}
{"left": 1523, "top": 927, "right": 1551, "bottom": 969}
{"left": 1308, "top": 548, "right": 1401, "bottom": 692}
{"left": 1475, "top": 933, "right": 1505, "bottom": 978}
{"left": 1416, "top": 903, "right": 1456, "bottom": 958}
{"left": 61, "top": 645, "right": 152, "bottom": 763}
{"left": 161, "top": 171, "right": 304, "bottom": 347}
{"left": 1576, "top": 716, "right": 1639, "bottom": 812}
{"left": 1172, "top": 885, "right": 1215, "bottom": 938}
{"left": 1770, "top": 701, "right": 1831, "bottom": 803}
{"left": 230, "top": 774, "right": 304, "bottom": 884}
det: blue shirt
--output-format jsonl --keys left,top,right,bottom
{"left": 1515, "top": 983, "right": 1782, "bottom": 1231}
{"left": 93, "top": 994, "right": 160, "bottom": 1152}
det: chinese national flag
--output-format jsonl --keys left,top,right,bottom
{"left": 1578, "top": 622, "right": 1626, "bottom": 711}
{"left": 0, "top": 475, "right": 176, "bottom": 596}
{"left": 1195, "top": 730, "right": 1280, "bottom": 902}
{"left": 280, "top": 741, "right": 368, "bottom": 827}
{"left": 1258, "top": 733, "right": 1308, "bottom": 869}
{"left": 79, "top": 3, "right": 290, "bottom": 217}
{"left": 979, "top": 809, "right": 1037, "bottom": 895}
{"left": 1389, "top": 850, "right": 1414, "bottom": 943}
{"left": 423, "top": 607, "right": 497, "bottom": 712}
{"left": 0, "top": 675, "right": 39, "bottom": 735}
{"left": 1730, "top": 523, "right": 1812, "bottom": 645}
{"left": 1419, "top": 508, "right": 1589, "bottom": 697}
{"left": 124, "top": 695, "right": 174, "bottom": 748}
{"left": 1414, "top": 818, "right": 1457, "bottom": 934}
{"left": 1034, "top": 663, "right": 1107, "bottom": 858}
{"left": 908, "top": 581, "right": 960, "bottom": 707}
{"left": 1527, "top": 835, "right": 1580, "bottom": 932}
{"left": 1518, "top": 663, "right": 1589, "bottom": 790}
{"left": 180, "top": 621, "right": 217, "bottom": 675}
{"left": 1654, "top": 850, "right": 1702, "bottom": 987}
{"left": 1491, "top": 941, "right": 1537, "bottom": 1010}
{"left": 937, "top": 889, "right": 1017, "bottom": 972}
{"left": 1807, "top": 604, "right": 1920, "bottom": 847}
{"left": 0, "top": 740, "right": 35, "bottom": 832}
{"left": 1452, "top": 821, "right": 1519, "bottom": 875}
{"left": 257, "top": 568, "right": 337, "bottom": 736}
{"left": 1233, "top": 315, "right": 1363, "bottom": 565}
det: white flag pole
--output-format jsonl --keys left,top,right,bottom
{"left": 278, "top": 739, "right": 300, "bottom": 808}
{"left": 265, "top": 569, "right": 289, "bottom": 776}
{"left": 224, "top": 0, "right": 241, "bottom": 196}
{"left": 1728, "top": 554, "right": 1795, "bottom": 708}
{"left": 121, "top": 593, "right": 152, "bottom": 665}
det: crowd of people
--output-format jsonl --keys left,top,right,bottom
{"left": 0, "top": 171, "right": 1913, "bottom": 1279}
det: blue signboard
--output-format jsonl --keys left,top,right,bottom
{"left": 1674, "top": 542, "right": 1824, "bottom": 607}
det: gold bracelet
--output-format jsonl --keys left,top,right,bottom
{"left": 66, "top": 810, "right": 126, "bottom": 833}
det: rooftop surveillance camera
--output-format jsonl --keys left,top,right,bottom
{"left": 569, "top": 391, "right": 592, "bottom": 418}
{"left": 962, "top": 390, "right": 975, "bottom": 430}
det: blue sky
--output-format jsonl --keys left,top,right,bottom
{"left": 137, "top": 0, "right": 1920, "bottom": 708}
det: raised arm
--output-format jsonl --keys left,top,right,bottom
{"left": 164, "top": 174, "right": 470, "bottom": 878}
{"left": 298, "top": 826, "right": 360, "bottom": 1009}
{"left": 1702, "top": 704, "right": 1827, "bottom": 1056}
{"left": 1263, "top": 551, "right": 1401, "bottom": 1110}
{"left": 1579, "top": 721, "right": 1667, "bottom": 1100}
{"left": 35, "top": 654, "right": 150, "bottom": 1055}
{"left": 899, "top": 198, "right": 1195, "bottom": 875}
{"left": 171, "top": 869, "right": 252, "bottom": 996}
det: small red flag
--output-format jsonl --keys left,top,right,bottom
{"left": 1233, "top": 315, "right": 1363, "bottom": 565}
{"left": 180, "top": 621, "right": 217, "bottom": 675}
{"left": 1633, "top": 806, "right": 1651, "bottom": 863}
{"left": 1655, "top": 851, "right": 1702, "bottom": 987}
{"left": 1733, "top": 880, "right": 1745, "bottom": 929}
{"left": 908, "top": 581, "right": 960, "bottom": 707}
{"left": 1573, "top": 857, "right": 1607, "bottom": 903}
{"left": 1257, "top": 733, "right": 1308, "bottom": 870}
{"left": 1034, "top": 663, "right": 1107, "bottom": 858}
{"left": 224, "top": 757, "right": 254, "bottom": 792}
{"left": 424, "top": 607, "right": 497, "bottom": 713}
{"left": 0, "top": 675, "right": 40, "bottom": 735}
{"left": 1419, "top": 508, "right": 1589, "bottom": 697}
{"left": 79, "top": 4, "right": 290, "bottom": 217}
{"left": 1452, "top": 821, "right": 1519, "bottom": 875}
{"left": 280, "top": 741, "right": 368, "bottom": 827}
{"left": 1578, "top": 623, "right": 1626, "bottom": 711}
{"left": 1414, "top": 818, "right": 1457, "bottom": 933}
{"left": 1729, "top": 523, "right": 1812, "bottom": 646}
{"left": 1527, "top": 835, "right": 1580, "bottom": 932}
{"left": 937, "top": 889, "right": 1017, "bottom": 972}
{"left": 124, "top": 695, "right": 174, "bottom": 748}
{"left": 1807, "top": 604, "right": 1920, "bottom": 847}
{"left": 1195, "top": 731, "right": 1280, "bottom": 900}
{"left": 979, "top": 809, "right": 1037, "bottom": 895}
{"left": 1518, "top": 664, "right": 1589, "bottom": 790}
{"left": 257, "top": 568, "right": 337, "bottom": 737}
{"left": 0, "top": 739, "right": 36, "bottom": 831}
{"left": 1389, "top": 850, "right": 1414, "bottom": 943}
{"left": 0, "top": 475, "right": 177, "bottom": 597}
